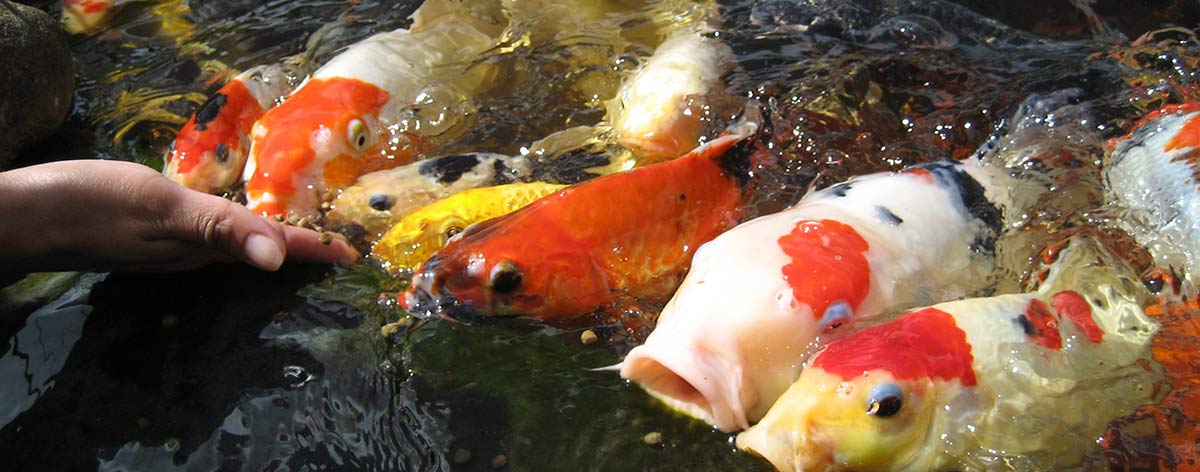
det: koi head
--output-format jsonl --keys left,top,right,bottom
{"left": 374, "top": 209, "right": 468, "bottom": 274}
{"left": 244, "top": 77, "right": 398, "bottom": 218}
{"left": 164, "top": 81, "right": 263, "bottom": 194}
{"left": 403, "top": 211, "right": 612, "bottom": 320}
{"left": 62, "top": 0, "right": 115, "bottom": 34}
{"left": 738, "top": 308, "right": 974, "bottom": 470}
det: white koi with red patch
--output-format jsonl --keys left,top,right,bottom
{"left": 164, "top": 60, "right": 304, "bottom": 194}
{"left": 1106, "top": 103, "right": 1200, "bottom": 291}
{"left": 243, "top": 0, "right": 505, "bottom": 218}
{"left": 620, "top": 158, "right": 1009, "bottom": 432}
{"left": 738, "top": 238, "right": 1158, "bottom": 471}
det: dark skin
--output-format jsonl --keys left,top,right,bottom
{"left": 0, "top": 160, "right": 359, "bottom": 277}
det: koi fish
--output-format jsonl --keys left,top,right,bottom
{"left": 372, "top": 182, "right": 566, "bottom": 275}
{"left": 323, "top": 153, "right": 534, "bottom": 243}
{"left": 1105, "top": 102, "right": 1200, "bottom": 292}
{"left": 243, "top": 0, "right": 506, "bottom": 218}
{"left": 163, "top": 60, "right": 305, "bottom": 194}
{"left": 737, "top": 237, "right": 1159, "bottom": 471}
{"left": 402, "top": 113, "right": 761, "bottom": 322}
{"left": 619, "top": 158, "right": 1008, "bottom": 432}
{"left": 607, "top": 25, "right": 733, "bottom": 163}
{"left": 61, "top": 0, "right": 117, "bottom": 34}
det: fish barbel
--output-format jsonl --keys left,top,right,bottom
{"left": 323, "top": 153, "right": 534, "bottom": 243}
{"left": 402, "top": 113, "right": 760, "bottom": 322}
{"left": 619, "top": 158, "right": 1008, "bottom": 432}
{"left": 163, "top": 59, "right": 305, "bottom": 194}
{"left": 372, "top": 182, "right": 566, "bottom": 275}
{"left": 1106, "top": 102, "right": 1200, "bottom": 292}
{"left": 737, "top": 237, "right": 1159, "bottom": 471}
{"left": 243, "top": 0, "right": 506, "bottom": 218}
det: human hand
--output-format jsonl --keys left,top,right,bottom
{"left": 0, "top": 160, "right": 359, "bottom": 275}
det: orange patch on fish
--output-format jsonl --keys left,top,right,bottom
{"left": 1052, "top": 290, "right": 1103, "bottom": 343}
{"left": 1021, "top": 299, "right": 1063, "bottom": 350}
{"left": 169, "top": 80, "right": 261, "bottom": 176}
{"left": 777, "top": 219, "right": 871, "bottom": 321}
{"left": 812, "top": 307, "right": 977, "bottom": 386}
{"left": 245, "top": 77, "right": 391, "bottom": 216}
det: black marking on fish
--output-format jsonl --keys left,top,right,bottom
{"left": 1015, "top": 314, "right": 1035, "bottom": 337}
{"left": 876, "top": 206, "right": 903, "bottom": 226}
{"left": 193, "top": 93, "right": 228, "bottom": 132}
{"left": 419, "top": 154, "right": 483, "bottom": 184}
{"left": 493, "top": 159, "right": 517, "bottom": 185}
{"left": 533, "top": 150, "right": 611, "bottom": 184}
{"left": 828, "top": 182, "right": 852, "bottom": 197}
{"left": 913, "top": 160, "right": 1001, "bottom": 254}
{"left": 717, "top": 132, "right": 759, "bottom": 189}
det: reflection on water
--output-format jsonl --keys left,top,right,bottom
{"left": 4, "top": 0, "right": 1200, "bottom": 470}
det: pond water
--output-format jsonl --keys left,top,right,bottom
{"left": 3, "top": 0, "right": 1200, "bottom": 470}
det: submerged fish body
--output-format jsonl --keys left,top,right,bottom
{"left": 243, "top": 0, "right": 505, "bottom": 218}
{"left": 403, "top": 119, "right": 759, "bottom": 322}
{"left": 372, "top": 182, "right": 567, "bottom": 275}
{"left": 608, "top": 24, "right": 733, "bottom": 163}
{"left": 619, "top": 158, "right": 1007, "bottom": 432}
{"left": 61, "top": 0, "right": 118, "bottom": 34}
{"left": 163, "top": 60, "right": 305, "bottom": 194}
{"left": 323, "top": 152, "right": 534, "bottom": 243}
{"left": 737, "top": 238, "right": 1159, "bottom": 471}
{"left": 1106, "top": 103, "right": 1200, "bottom": 291}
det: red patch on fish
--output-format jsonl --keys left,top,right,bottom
{"left": 1052, "top": 290, "right": 1103, "bottom": 343}
{"left": 170, "top": 80, "right": 262, "bottom": 175}
{"left": 1022, "top": 299, "right": 1064, "bottom": 350}
{"left": 245, "top": 77, "right": 390, "bottom": 216}
{"left": 1166, "top": 113, "right": 1200, "bottom": 153}
{"left": 778, "top": 219, "right": 870, "bottom": 320}
{"left": 903, "top": 168, "right": 934, "bottom": 183}
{"left": 813, "top": 307, "right": 977, "bottom": 386}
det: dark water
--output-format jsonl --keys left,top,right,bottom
{"left": 4, "top": 0, "right": 1200, "bottom": 470}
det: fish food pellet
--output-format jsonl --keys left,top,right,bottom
{"left": 491, "top": 454, "right": 508, "bottom": 468}
{"left": 580, "top": 329, "right": 598, "bottom": 345}
{"left": 453, "top": 448, "right": 472, "bottom": 464}
{"left": 319, "top": 232, "right": 334, "bottom": 245}
{"left": 643, "top": 432, "right": 663, "bottom": 445}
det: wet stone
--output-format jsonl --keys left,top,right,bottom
{"left": 0, "top": 2, "right": 74, "bottom": 167}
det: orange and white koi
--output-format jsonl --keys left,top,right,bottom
{"left": 243, "top": 0, "right": 505, "bottom": 218}
{"left": 61, "top": 0, "right": 119, "bottom": 34}
{"left": 402, "top": 115, "right": 761, "bottom": 322}
{"left": 163, "top": 60, "right": 305, "bottom": 194}
{"left": 737, "top": 238, "right": 1158, "bottom": 471}
{"left": 1106, "top": 102, "right": 1200, "bottom": 291}
{"left": 619, "top": 158, "right": 1008, "bottom": 432}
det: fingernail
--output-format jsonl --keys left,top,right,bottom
{"left": 245, "top": 234, "right": 284, "bottom": 271}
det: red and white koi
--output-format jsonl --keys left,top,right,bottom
{"left": 737, "top": 238, "right": 1159, "bottom": 471}
{"left": 242, "top": 0, "right": 505, "bottom": 218}
{"left": 619, "top": 158, "right": 1009, "bottom": 432}
{"left": 163, "top": 60, "right": 305, "bottom": 194}
{"left": 1106, "top": 102, "right": 1200, "bottom": 292}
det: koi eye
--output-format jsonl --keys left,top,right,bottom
{"left": 214, "top": 143, "right": 230, "bottom": 163}
{"left": 442, "top": 226, "right": 463, "bottom": 242}
{"left": 368, "top": 193, "right": 394, "bottom": 211}
{"left": 489, "top": 261, "right": 522, "bottom": 294}
{"left": 867, "top": 383, "right": 904, "bottom": 418}
{"left": 347, "top": 118, "right": 369, "bottom": 151}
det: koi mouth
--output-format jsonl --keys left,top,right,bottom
{"left": 404, "top": 256, "right": 473, "bottom": 320}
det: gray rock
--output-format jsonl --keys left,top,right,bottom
{"left": 0, "top": 1, "right": 74, "bottom": 168}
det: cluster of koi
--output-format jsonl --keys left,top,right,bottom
{"left": 161, "top": 0, "right": 1200, "bottom": 468}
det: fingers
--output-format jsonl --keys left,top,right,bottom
{"left": 163, "top": 184, "right": 359, "bottom": 271}
{"left": 280, "top": 226, "right": 360, "bottom": 265}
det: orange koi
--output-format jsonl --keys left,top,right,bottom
{"left": 163, "top": 61, "right": 303, "bottom": 194}
{"left": 402, "top": 115, "right": 760, "bottom": 322}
